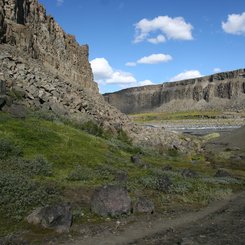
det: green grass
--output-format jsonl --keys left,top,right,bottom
{"left": 0, "top": 111, "right": 244, "bottom": 240}
{"left": 130, "top": 110, "right": 222, "bottom": 123}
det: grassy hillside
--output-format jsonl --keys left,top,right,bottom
{"left": 0, "top": 111, "right": 244, "bottom": 239}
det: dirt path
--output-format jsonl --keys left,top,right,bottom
{"left": 61, "top": 191, "right": 245, "bottom": 245}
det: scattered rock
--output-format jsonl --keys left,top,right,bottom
{"left": 134, "top": 197, "right": 154, "bottom": 214}
{"left": 91, "top": 185, "right": 132, "bottom": 217}
{"left": 26, "top": 203, "right": 72, "bottom": 233}
{"left": 156, "top": 175, "right": 172, "bottom": 192}
{"left": 0, "top": 95, "right": 6, "bottom": 109}
{"left": 181, "top": 169, "right": 198, "bottom": 178}
{"left": 130, "top": 154, "right": 141, "bottom": 165}
{"left": 214, "top": 169, "right": 231, "bottom": 178}
{"left": 6, "top": 104, "right": 27, "bottom": 118}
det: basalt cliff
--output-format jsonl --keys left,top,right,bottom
{"left": 104, "top": 69, "right": 245, "bottom": 114}
{"left": 0, "top": 0, "right": 196, "bottom": 151}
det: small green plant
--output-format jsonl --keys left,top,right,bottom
{"left": 0, "top": 172, "right": 60, "bottom": 220}
{"left": 0, "top": 155, "right": 53, "bottom": 177}
{"left": 0, "top": 138, "right": 22, "bottom": 159}
{"left": 67, "top": 165, "right": 94, "bottom": 181}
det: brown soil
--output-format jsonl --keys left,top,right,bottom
{"left": 58, "top": 191, "right": 245, "bottom": 245}
{"left": 205, "top": 125, "right": 245, "bottom": 151}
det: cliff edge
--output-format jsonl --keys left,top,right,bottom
{"left": 0, "top": 0, "right": 198, "bottom": 152}
{"left": 104, "top": 69, "right": 245, "bottom": 114}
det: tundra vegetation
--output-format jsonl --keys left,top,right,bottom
{"left": 0, "top": 111, "right": 244, "bottom": 239}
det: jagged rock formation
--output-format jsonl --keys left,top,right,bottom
{"left": 0, "top": 0, "right": 197, "bottom": 152}
{"left": 104, "top": 69, "right": 245, "bottom": 114}
{"left": 0, "top": 0, "right": 97, "bottom": 90}
{"left": 0, "top": 0, "right": 130, "bottom": 131}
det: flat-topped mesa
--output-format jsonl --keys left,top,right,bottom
{"left": 104, "top": 69, "right": 245, "bottom": 114}
{"left": 0, "top": 0, "right": 97, "bottom": 91}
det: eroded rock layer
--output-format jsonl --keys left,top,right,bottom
{"left": 0, "top": 0, "right": 197, "bottom": 152}
{"left": 104, "top": 69, "right": 245, "bottom": 114}
{"left": 0, "top": 0, "right": 97, "bottom": 90}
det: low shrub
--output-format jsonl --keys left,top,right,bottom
{"left": 0, "top": 172, "right": 60, "bottom": 220}
{"left": 67, "top": 165, "right": 94, "bottom": 181}
{"left": 0, "top": 155, "right": 53, "bottom": 177}
{"left": 0, "top": 138, "right": 22, "bottom": 159}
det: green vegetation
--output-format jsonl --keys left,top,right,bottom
{"left": 0, "top": 111, "right": 244, "bottom": 239}
{"left": 130, "top": 110, "right": 222, "bottom": 123}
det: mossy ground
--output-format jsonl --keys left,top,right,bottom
{"left": 0, "top": 111, "right": 244, "bottom": 240}
{"left": 130, "top": 110, "right": 223, "bottom": 123}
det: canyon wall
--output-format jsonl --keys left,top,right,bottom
{"left": 0, "top": 0, "right": 198, "bottom": 151}
{"left": 0, "top": 0, "right": 97, "bottom": 91}
{"left": 104, "top": 69, "right": 245, "bottom": 114}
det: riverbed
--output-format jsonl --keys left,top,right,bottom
{"left": 143, "top": 118, "right": 245, "bottom": 136}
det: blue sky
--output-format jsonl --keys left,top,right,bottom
{"left": 39, "top": 0, "right": 245, "bottom": 93}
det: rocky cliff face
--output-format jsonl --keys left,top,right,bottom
{"left": 0, "top": 0, "right": 130, "bottom": 131}
{"left": 0, "top": 0, "right": 198, "bottom": 152}
{"left": 104, "top": 69, "right": 245, "bottom": 114}
{"left": 0, "top": 0, "right": 97, "bottom": 91}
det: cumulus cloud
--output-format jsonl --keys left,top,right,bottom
{"left": 57, "top": 0, "right": 64, "bottom": 6}
{"left": 137, "top": 53, "right": 172, "bottom": 64}
{"left": 222, "top": 12, "right": 245, "bottom": 35}
{"left": 90, "top": 58, "right": 113, "bottom": 81}
{"left": 125, "top": 62, "right": 137, "bottom": 67}
{"left": 138, "top": 80, "right": 154, "bottom": 86}
{"left": 169, "top": 70, "right": 203, "bottom": 82}
{"left": 147, "top": 34, "right": 166, "bottom": 44}
{"left": 106, "top": 71, "right": 137, "bottom": 84}
{"left": 134, "top": 15, "right": 193, "bottom": 44}
{"left": 91, "top": 58, "right": 155, "bottom": 89}
{"left": 91, "top": 57, "right": 136, "bottom": 85}
{"left": 213, "top": 68, "right": 222, "bottom": 73}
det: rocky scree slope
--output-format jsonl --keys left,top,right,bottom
{"left": 104, "top": 69, "right": 245, "bottom": 114}
{"left": 0, "top": 0, "right": 195, "bottom": 151}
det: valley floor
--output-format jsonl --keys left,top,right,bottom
{"left": 59, "top": 191, "right": 245, "bottom": 245}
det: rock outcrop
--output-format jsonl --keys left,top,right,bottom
{"left": 0, "top": 0, "right": 198, "bottom": 152}
{"left": 104, "top": 69, "right": 245, "bottom": 114}
{"left": 0, "top": 0, "right": 97, "bottom": 91}
{"left": 91, "top": 185, "right": 132, "bottom": 217}
{"left": 27, "top": 204, "right": 72, "bottom": 233}
{"left": 0, "top": 0, "right": 130, "bottom": 132}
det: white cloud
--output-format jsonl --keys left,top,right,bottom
{"left": 134, "top": 15, "right": 193, "bottom": 43}
{"left": 147, "top": 34, "right": 166, "bottom": 44}
{"left": 90, "top": 58, "right": 113, "bottom": 81}
{"left": 222, "top": 12, "right": 245, "bottom": 35}
{"left": 137, "top": 53, "right": 172, "bottom": 64}
{"left": 91, "top": 57, "right": 137, "bottom": 85}
{"left": 169, "top": 70, "right": 203, "bottom": 82}
{"left": 106, "top": 71, "right": 137, "bottom": 84}
{"left": 213, "top": 68, "right": 222, "bottom": 73}
{"left": 138, "top": 80, "right": 154, "bottom": 86}
{"left": 57, "top": 0, "right": 64, "bottom": 6}
{"left": 91, "top": 58, "right": 156, "bottom": 89}
{"left": 125, "top": 62, "right": 137, "bottom": 67}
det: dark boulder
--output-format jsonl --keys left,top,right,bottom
{"left": 91, "top": 185, "right": 132, "bottom": 217}
{"left": 134, "top": 197, "right": 154, "bottom": 214}
{"left": 0, "top": 95, "right": 6, "bottom": 109}
{"left": 26, "top": 203, "right": 72, "bottom": 233}
{"left": 181, "top": 169, "right": 198, "bottom": 178}
{"left": 214, "top": 169, "right": 231, "bottom": 178}
{"left": 130, "top": 154, "right": 141, "bottom": 165}
{"left": 6, "top": 104, "right": 27, "bottom": 118}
